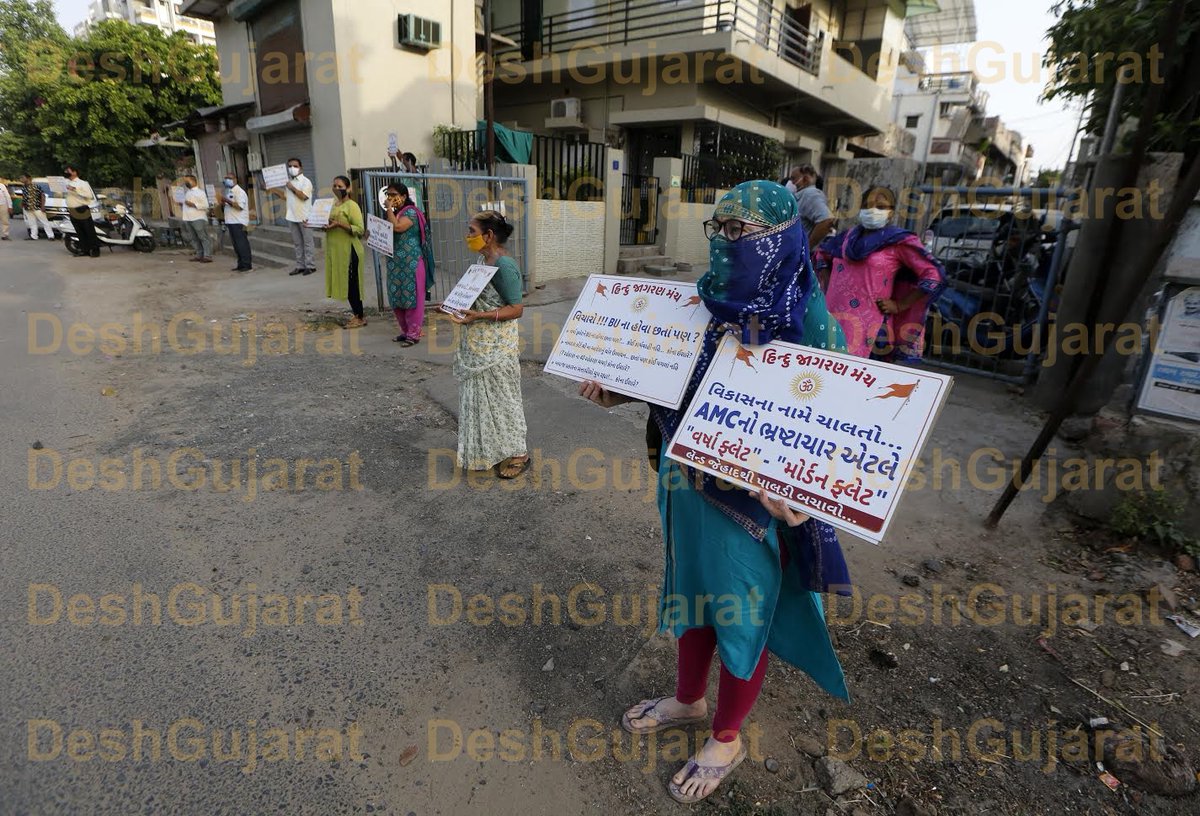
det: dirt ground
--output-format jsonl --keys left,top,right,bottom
{"left": 6, "top": 241, "right": 1197, "bottom": 815}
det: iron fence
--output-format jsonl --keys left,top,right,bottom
{"left": 681, "top": 153, "right": 718, "bottom": 204}
{"left": 895, "top": 185, "right": 1079, "bottom": 383}
{"left": 620, "top": 174, "right": 659, "bottom": 245}
{"left": 356, "top": 170, "right": 532, "bottom": 311}
{"left": 433, "top": 129, "right": 605, "bottom": 201}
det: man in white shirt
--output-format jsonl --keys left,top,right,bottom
{"left": 0, "top": 181, "right": 11, "bottom": 240}
{"left": 64, "top": 165, "right": 101, "bottom": 256}
{"left": 180, "top": 174, "right": 213, "bottom": 263}
{"left": 218, "top": 172, "right": 253, "bottom": 272}
{"left": 269, "top": 157, "right": 314, "bottom": 275}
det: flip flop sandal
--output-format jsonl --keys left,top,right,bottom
{"left": 493, "top": 456, "right": 530, "bottom": 479}
{"left": 620, "top": 697, "right": 707, "bottom": 735}
{"left": 668, "top": 745, "right": 748, "bottom": 804}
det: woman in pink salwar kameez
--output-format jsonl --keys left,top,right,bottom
{"left": 814, "top": 186, "right": 945, "bottom": 363}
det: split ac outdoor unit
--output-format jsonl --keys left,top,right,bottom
{"left": 550, "top": 97, "right": 581, "bottom": 121}
{"left": 398, "top": 14, "right": 441, "bottom": 50}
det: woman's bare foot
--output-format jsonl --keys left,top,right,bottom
{"left": 622, "top": 696, "right": 706, "bottom": 732}
{"left": 670, "top": 735, "right": 745, "bottom": 802}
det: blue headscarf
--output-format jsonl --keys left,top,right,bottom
{"left": 818, "top": 224, "right": 912, "bottom": 262}
{"left": 650, "top": 181, "right": 852, "bottom": 595}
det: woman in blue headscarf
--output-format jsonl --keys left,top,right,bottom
{"left": 580, "top": 181, "right": 852, "bottom": 804}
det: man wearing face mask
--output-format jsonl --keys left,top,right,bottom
{"left": 814, "top": 186, "right": 945, "bottom": 363}
{"left": 218, "top": 172, "right": 252, "bottom": 272}
{"left": 180, "top": 174, "right": 213, "bottom": 263}
{"left": 268, "top": 158, "right": 314, "bottom": 275}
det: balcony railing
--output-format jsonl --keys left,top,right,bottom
{"left": 495, "top": 0, "right": 823, "bottom": 77}
{"left": 918, "top": 71, "right": 988, "bottom": 111}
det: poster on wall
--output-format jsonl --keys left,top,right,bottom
{"left": 1137, "top": 286, "right": 1200, "bottom": 422}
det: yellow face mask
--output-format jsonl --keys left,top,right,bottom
{"left": 465, "top": 234, "right": 487, "bottom": 253}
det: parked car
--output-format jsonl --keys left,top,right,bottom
{"left": 922, "top": 203, "right": 1069, "bottom": 263}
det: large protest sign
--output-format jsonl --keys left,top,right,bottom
{"left": 366, "top": 214, "right": 393, "bottom": 257}
{"left": 544, "top": 275, "right": 711, "bottom": 408}
{"left": 261, "top": 164, "right": 289, "bottom": 189}
{"left": 440, "top": 264, "right": 500, "bottom": 317}
{"left": 665, "top": 334, "right": 953, "bottom": 543}
{"left": 1137, "top": 286, "right": 1200, "bottom": 422}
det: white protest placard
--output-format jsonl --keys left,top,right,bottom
{"left": 306, "top": 198, "right": 334, "bottom": 229}
{"left": 172, "top": 186, "right": 186, "bottom": 204}
{"left": 46, "top": 176, "right": 67, "bottom": 194}
{"left": 544, "top": 275, "right": 712, "bottom": 409}
{"left": 440, "top": 264, "right": 500, "bottom": 317}
{"left": 665, "top": 335, "right": 953, "bottom": 544}
{"left": 261, "top": 163, "right": 289, "bottom": 189}
{"left": 367, "top": 214, "right": 393, "bottom": 257}
{"left": 387, "top": 132, "right": 399, "bottom": 157}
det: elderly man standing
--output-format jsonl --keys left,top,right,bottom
{"left": 0, "top": 181, "right": 11, "bottom": 240}
{"left": 790, "top": 163, "right": 836, "bottom": 249}
{"left": 181, "top": 174, "right": 213, "bottom": 263}
{"left": 64, "top": 165, "right": 100, "bottom": 256}
{"left": 21, "top": 175, "right": 55, "bottom": 239}
{"left": 218, "top": 171, "right": 253, "bottom": 272}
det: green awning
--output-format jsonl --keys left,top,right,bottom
{"left": 476, "top": 120, "right": 533, "bottom": 164}
{"left": 906, "top": 1, "right": 942, "bottom": 14}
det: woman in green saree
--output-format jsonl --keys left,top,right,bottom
{"left": 580, "top": 180, "right": 853, "bottom": 804}
{"left": 448, "top": 210, "right": 530, "bottom": 479}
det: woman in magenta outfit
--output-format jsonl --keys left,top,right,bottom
{"left": 814, "top": 186, "right": 946, "bottom": 363}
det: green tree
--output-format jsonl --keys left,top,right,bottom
{"left": 0, "top": 17, "right": 220, "bottom": 183}
{"left": 0, "top": 0, "right": 67, "bottom": 73}
{"left": 1034, "top": 169, "right": 1063, "bottom": 187}
{"left": 1044, "top": 0, "right": 1200, "bottom": 159}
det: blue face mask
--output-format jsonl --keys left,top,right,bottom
{"left": 223, "top": 179, "right": 234, "bottom": 189}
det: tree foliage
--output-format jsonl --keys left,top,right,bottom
{"left": 1044, "top": 0, "right": 1200, "bottom": 159}
{"left": 0, "top": 3, "right": 220, "bottom": 184}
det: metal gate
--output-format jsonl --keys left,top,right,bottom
{"left": 620, "top": 174, "right": 659, "bottom": 245}
{"left": 899, "top": 185, "right": 1078, "bottom": 383}
{"left": 356, "top": 170, "right": 532, "bottom": 312}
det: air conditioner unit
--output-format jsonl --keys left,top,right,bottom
{"left": 824, "top": 136, "right": 847, "bottom": 155}
{"left": 550, "top": 97, "right": 581, "bottom": 121}
{"left": 398, "top": 14, "right": 441, "bottom": 50}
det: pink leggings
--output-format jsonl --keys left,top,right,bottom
{"left": 392, "top": 260, "right": 426, "bottom": 341}
{"left": 675, "top": 628, "right": 768, "bottom": 742}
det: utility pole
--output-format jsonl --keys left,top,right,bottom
{"left": 485, "top": 0, "right": 496, "bottom": 180}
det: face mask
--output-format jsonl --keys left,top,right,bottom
{"left": 466, "top": 234, "right": 487, "bottom": 253}
{"left": 288, "top": 167, "right": 300, "bottom": 178}
{"left": 858, "top": 208, "right": 890, "bottom": 230}
{"left": 333, "top": 187, "right": 347, "bottom": 198}
{"left": 223, "top": 179, "right": 234, "bottom": 189}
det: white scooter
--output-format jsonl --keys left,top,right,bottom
{"left": 60, "top": 202, "right": 156, "bottom": 255}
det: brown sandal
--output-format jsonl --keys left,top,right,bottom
{"left": 494, "top": 456, "right": 530, "bottom": 479}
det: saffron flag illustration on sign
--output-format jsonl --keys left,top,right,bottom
{"left": 665, "top": 334, "right": 953, "bottom": 544}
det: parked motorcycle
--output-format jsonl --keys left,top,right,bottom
{"left": 59, "top": 203, "right": 155, "bottom": 255}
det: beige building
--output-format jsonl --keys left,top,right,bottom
{"left": 76, "top": 0, "right": 217, "bottom": 47}
{"left": 180, "top": 0, "right": 478, "bottom": 222}
{"left": 488, "top": 0, "right": 934, "bottom": 180}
